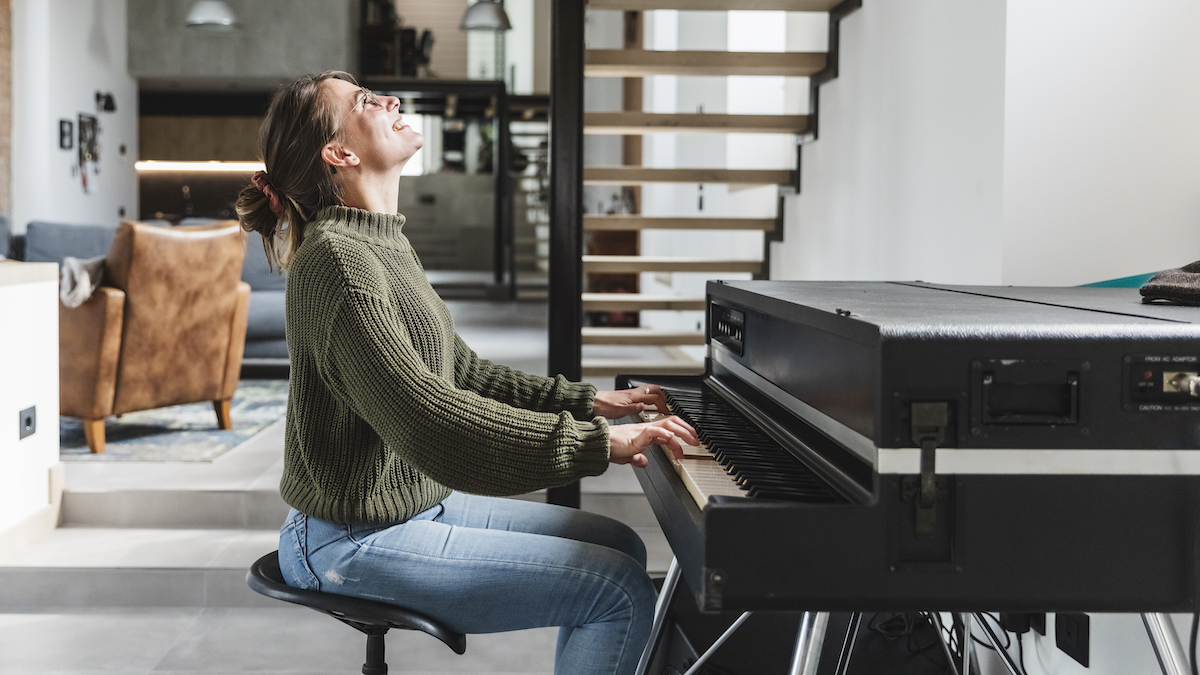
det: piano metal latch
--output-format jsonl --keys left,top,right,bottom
{"left": 905, "top": 402, "right": 950, "bottom": 538}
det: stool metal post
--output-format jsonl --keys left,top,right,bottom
{"left": 787, "top": 611, "right": 830, "bottom": 675}
{"left": 363, "top": 628, "right": 388, "bottom": 675}
{"left": 1143, "top": 613, "right": 1190, "bottom": 675}
{"left": 635, "top": 557, "right": 681, "bottom": 675}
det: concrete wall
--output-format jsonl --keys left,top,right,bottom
{"left": 127, "top": 0, "right": 353, "bottom": 82}
{"left": 11, "top": 0, "right": 138, "bottom": 234}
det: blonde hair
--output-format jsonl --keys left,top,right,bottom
{"left": 235, "top": 70, "right": 356, "bottom": 269}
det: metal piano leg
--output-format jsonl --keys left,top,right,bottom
{"left": 972, "top": 613, "right": 1021, "bottom": 675}
{"left": 681, "top": 611, "right": 753, "bottom": 675}
{"left": 1143, "top": 612, "right": 1191, "bottom": 675}
{"left": 833, "top": 612, "right": 863, "bottom": 675}
{"left": 787, "top": 611, "right": 830, "bottom": 675}
{"left": 931, "top": 614, "right": 961, "bottom": 675}
{"left": 962, "top": 612, "right": 973, "bottom": 675}
{"left": 634, "top": 557, "right": 681, "bottom": 675}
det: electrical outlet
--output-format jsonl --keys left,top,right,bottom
{"left": 998, "top": 613, "right": 1030, "bottom": 634}
{"left": 18, "top": 405, "right": 36, "bottom": 440}
{"left": 1056, "top": 612, "right": 1090, "bottom": 667}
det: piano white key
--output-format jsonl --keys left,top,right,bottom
{"left": 642, "top": 402, "right": 747, "bottom": 506}
{"left": 660, "top": 446, "right": 748, "bottom": 511}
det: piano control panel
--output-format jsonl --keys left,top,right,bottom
{"left": 710, "top": 304, "right": 744, "bottom": 356}
{"left": 1127, "top": 355, "right": 1200, "bottom": 412}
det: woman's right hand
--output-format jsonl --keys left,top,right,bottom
{"left": 608, "top": 416, "right": 699, "bottom": 468}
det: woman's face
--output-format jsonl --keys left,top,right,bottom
{"left": 324, "top": 78, "right": 424, "bottom": 172}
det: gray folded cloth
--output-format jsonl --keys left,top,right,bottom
{"left": 59, "top": 255, "right": 107, "bottom": 308}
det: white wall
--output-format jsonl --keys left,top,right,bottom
{"left": 771, "top": 0, "right": 1008, "bottom": 283}
{"left": 0, "top": 268, "right": 59, "bottom": 535}
{"left": 764, "top": 1, "right": 1200, "bottom": 672}
{"left": 11, "top": 0, "right": 138, "bottom": 234}
{"left": 1001, "top": 0, "right": 1200, "bottom": 285}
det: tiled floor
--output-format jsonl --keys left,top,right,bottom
{"left": 0, "top": 299, "right": 663, "bottom": 674}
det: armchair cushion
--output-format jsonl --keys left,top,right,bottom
{"left": 25, "top": 221, "right": 118, "bottom": 265}
{"left": 242, "top": 231, "right": 287, "bottom": 291}
{"left": 246, "top": 289, "right": 286, "bottom": 340}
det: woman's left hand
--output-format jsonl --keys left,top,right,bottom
{"left": 593, "top": 384, "right": 670, "bottom": 419}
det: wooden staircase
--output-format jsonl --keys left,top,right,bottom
{"left": 571, "top": 1, "right": 852, "bottom": 378}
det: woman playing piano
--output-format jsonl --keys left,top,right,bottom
{"left": 234, "top": 71, "right": 697, "bottom": 675}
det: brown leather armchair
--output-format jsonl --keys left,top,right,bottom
{"left": 60, "top": 220, "right": 251, "bottom": 453}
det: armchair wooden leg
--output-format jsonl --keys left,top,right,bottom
{"left": 213, "top": 399, "right": 233, "bottom": 430}
{"left": 83, "top": 419, "right": 106, "bottom": 454}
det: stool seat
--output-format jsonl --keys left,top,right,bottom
{"left": 247, "top": 551, "right": 466, "bottom": 674}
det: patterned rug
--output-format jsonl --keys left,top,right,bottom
{"left": 59, "top": 379, "right": 289, "bottom": 462}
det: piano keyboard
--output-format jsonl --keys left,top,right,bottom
{"left": 642, "top": 386, "right": 844, "bottom": 510}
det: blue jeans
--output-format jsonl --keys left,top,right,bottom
{"left": 278, "top": 492, "right": 656, "bottom": 675}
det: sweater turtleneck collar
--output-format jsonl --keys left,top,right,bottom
{"left": 312, "top": 204, "right": 406, "bottom": 244}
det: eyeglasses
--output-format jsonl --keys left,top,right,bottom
{"left": 332, "top": 87, "right": 384, "bottom": 138}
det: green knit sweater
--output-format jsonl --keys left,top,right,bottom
{"left": 280, "top": 205, "right": 610, "bottom": 524}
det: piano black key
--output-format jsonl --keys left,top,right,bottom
{"left": 660, "top": 385, "right": 846, "bottom": 505}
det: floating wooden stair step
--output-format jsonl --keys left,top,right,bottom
{"left": 584, "top": 167, "right": 793, "bottom": 186}
{"left": 589, "top": 0, "right": 840, "bottom": 10}
{"left": 582, "top": 328, "right": 706, "bottom": 346}
{"left": 583, "top": 293, "right": 706, "bottom": 311}
{"left": 585, "top": 50, "right": 826, "bottom": 78}
{"left": 584, "top": 112, "right": 808, "bottom": 135}
{"left": 584, "top": 216, "right": 776, "bottom": 231}
{"left": 583, "top": 256, "right": 762, "bottom": 274}
{"left": 581, "top": 360, "right": 706, "bottom": 377}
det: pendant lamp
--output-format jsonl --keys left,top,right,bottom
{"left": 460, "top": 0, "right": 512, "bottom": 31}
{"left": 185, "top": 0, "right": 240, "bottom": 31}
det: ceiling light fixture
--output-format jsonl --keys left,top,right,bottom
{"left": 185, "top": 0, "right": 240, "bottom": 31}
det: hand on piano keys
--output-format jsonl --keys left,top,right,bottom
{"left": 639, "top": 392, "right": 753, "bottom": 507}
{"left": 592, "top": 384, "right": 672, "bottom": 420}
{"left": 608, "top": 415, "right": 699, "bottom": 468}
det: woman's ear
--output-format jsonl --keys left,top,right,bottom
{"left": 321, "top": 141, "right": 359, "bottom": 171}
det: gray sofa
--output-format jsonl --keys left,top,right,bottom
{"left": 12, "top": 220, "right": 288, "bottom": 362}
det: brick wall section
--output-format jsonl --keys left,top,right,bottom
{"left": 0, "top": 0, "right": 11, "bottom": 217}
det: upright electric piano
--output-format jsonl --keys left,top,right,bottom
{"left": 619, "top": 281, "right": 1200, "bottom": 675}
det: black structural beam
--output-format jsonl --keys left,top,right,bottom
{"left": 546, "top": 0, "right": 586, "bottom": 509}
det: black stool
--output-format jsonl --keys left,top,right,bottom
{"left": 247, "top": 551, "right": 466, "bottom": 674}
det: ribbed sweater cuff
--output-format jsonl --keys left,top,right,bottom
{"left": 557, "top": 377, "right": 598, "bottom": 418}
{"left": 571, "top": 416, "right": 610, "bottom": 478}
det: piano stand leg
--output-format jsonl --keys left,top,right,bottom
{"left": 930, "top": 614, "right": 961, "bottom": 675}
{"left": 832, "top": 612, "right": 863, "bottom": 675}
{"left": 1143, "top": 612, "right": 1190, "bottom": 675}
{"left": 681, "top": 611, "right": 753, "bottom": 675}
{"left": 634, "top": 557, "right": 681, "bottom": 675}
{"left": 787, "top": 611, "right": 830, "bottom": 675}
{"left": 972, "top": 612, "right": 1022, "bottom": 675}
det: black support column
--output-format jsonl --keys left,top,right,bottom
{"left": 546, "top": 0, "right": 586, "bottom": 509}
